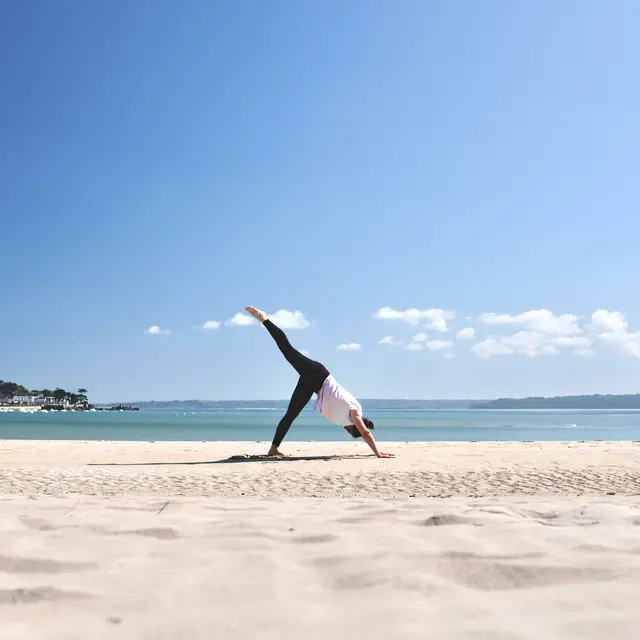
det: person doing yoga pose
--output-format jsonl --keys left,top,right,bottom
{"left": 245, "top": 307, "right": 394, "bottom": 458}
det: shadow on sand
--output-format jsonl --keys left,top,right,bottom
{"left": 88, "top": 454, "right": 373, "bottom": 467}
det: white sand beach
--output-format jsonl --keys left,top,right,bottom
{"left": 2, "top": 441, "right": 640, "bottom": 639}
{"left": 2, "top": 440, "right": 640, "bottom": 497}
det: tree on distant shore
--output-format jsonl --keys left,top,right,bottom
{"left": 0, "top": 380, "right": 28, "bottom": 396}
{"left": 1, "top": 381, "right": 91, "bottom": 406}
{"left": 53, "top": 388, "right": 67, "bottom": 401}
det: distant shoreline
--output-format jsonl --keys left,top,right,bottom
{"left": 0, "top": 404, "right": 139, "bottom": 413}
{"left": 105, "top": 394, "right": 640, "bottom": 411}
{"left": 471, "top": 394, "right": 640, "bottom": 410}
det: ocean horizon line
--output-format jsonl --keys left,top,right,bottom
{"left": 101, "top": 393, "right": 640, "bottom": 405}
{"left": 104, "top": 398, "right": 487, "bottom": 404}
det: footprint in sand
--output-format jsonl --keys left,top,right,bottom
{"left": 421, "top": 514, "right": 482, "bottom": 527}
{"left": 20, "top": 517, "right": 56, "bottom": 531}
{"left": 0, "top": 555, "right": 95, "bottom": 574}
{"left": 291, "top": 533, "right": 338, "bottom": 544}
{"left": 116, "top": 528, "right": 181, "bottom": 540}
{"left": 0, "top": 587, "right": 93, "bottom": 605}
{"left": 430, "top": 557, "right": 618, "bottom": 591}
{"left": 440, "top": 551, "right": 547, "bottom": 561}
{"left": 20, "top": 517, "right": 182, "bottom": 541}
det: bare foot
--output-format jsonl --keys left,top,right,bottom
{"left": 267, "top": 446, "right": 286, "bottom": 457}
{"left": 245, "top": 306, "right": 268, "bottom": 323}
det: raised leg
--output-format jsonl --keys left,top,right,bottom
{"left": 246, "top": 306, "right": 329, "bottom": 388}
{"left": 263, "top": 320, "right": 316, "bottom": 377}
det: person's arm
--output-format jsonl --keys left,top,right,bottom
{"left": 349, "top": 410, "right": 395, "bottom": 458}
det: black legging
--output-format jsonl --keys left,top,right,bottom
{"left": 263, "top": 320, "right": 329, "bottom": 447}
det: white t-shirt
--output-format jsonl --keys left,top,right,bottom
{"left": 314, "top": 375, "right": 362, "bottom": 426}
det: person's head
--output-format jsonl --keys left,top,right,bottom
{"left": 344, "top": 417, "right": 375, "bottom": 438}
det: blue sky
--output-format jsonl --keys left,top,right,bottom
{"left": 2, "top": 1, "right": 640, "bottom": 402}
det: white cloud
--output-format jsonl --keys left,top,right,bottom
{"left": 591, "top": 309, "right": 628, "bottom": 333}
{"left": 300, "top": 350, "right": 310, "bottom": 357}
{"left": 378, "top": 335, "right": 402, "bottom": 346}
{"left": 471, "top": 338, "right": 513, "bottom": 359}
{"left": 598, "top": 330, "right": 640, "bottom": 357}
{"left": 590, "top": 309, "right": 640, "bottom": 357}
{"left": 269, "top": 309, "right": 310, "bottom": 329}
{"left": 145, "top": 325, "right": 170, "bottom": 335}
{"left": 552, "top": 336, "right": 592, "bottom": 348}
{"left": 226, "top": 309, "right": 310, "bottom": 329}
{"left": 574, "top": 347, "right": 596, "bottom": 357}
{"left": 478, "top": 309, "right": 580, "bottom": 336}
{"left": 501, "top": 331, "right": 557, "bottom": 357}
{"left": 337, "top": 343, "right": 361, "bottom": 351}
{"left": 227, "top": 313, "right": 256, "bottom": 326}
{"left": 425, "top": 339, "right": 455, "bottom": 352}
{"left": 456, "top": 327, "right": 475, "bottom": 340}
{"left": 201, "top": 320, "right": 221, "bottom": 330}
{"left": 360, "top": 307, "right": 640, "bottom": 359}
{"left": 386, "top": 331, "right": 452, "bottom": 353}
{"left": 471, "top": 309, "right": 589, "bottom": 358}
{"left": 470, "top": 327, "right": 595, "bottom": 359}
{"left": 374, "top": 307, "right": 454, "bottom": 331}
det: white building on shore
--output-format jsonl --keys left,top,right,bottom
{"left": 0, "top": 393, "right": 70, "bottom": 408}
{"left": 12, "top": 393, "right": 44, "bottom": 406}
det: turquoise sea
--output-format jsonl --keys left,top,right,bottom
{"left": 2, "top": 403, "right": 640, "bottom": 441}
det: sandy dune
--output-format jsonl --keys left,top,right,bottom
{"left": 2, "top": 441, "right": 640, "bottom": 638}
